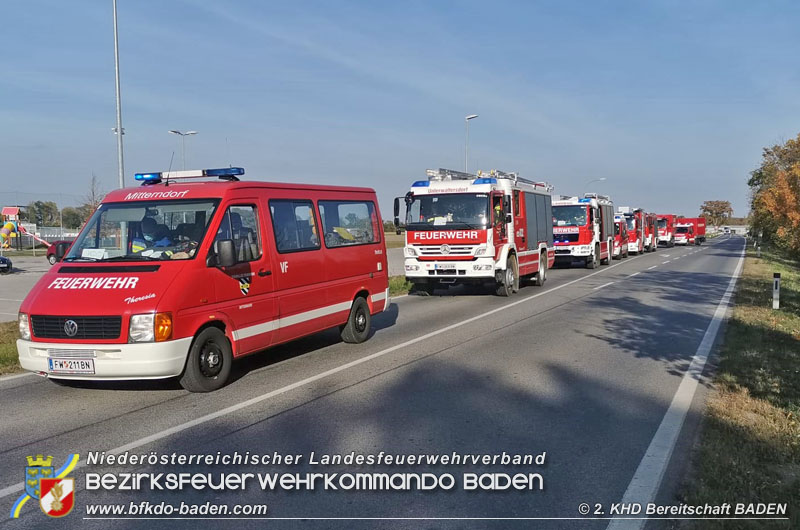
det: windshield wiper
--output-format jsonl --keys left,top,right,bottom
{"left": 63, "top": 257, "right": 100, "bottom": 262}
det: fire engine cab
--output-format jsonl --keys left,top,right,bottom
{"left": 17, "top": 168, "right": 389, "bottom": 392}
{"left": 552, "top": 193, "right": 615, "bottom": 269}
{"left": 395, "top": 168, "right": 555, "bottom": 296}
{"left": 674, "top": 223, "right": 695, "bottom": 245}
{"left": 657, "top": 214, "right": 677, "bottom": 247}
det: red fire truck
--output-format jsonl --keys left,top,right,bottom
{"left": 552, "top": 193, "right": 615, "bottom": 268}
{"left": 17, "top": 168, "right": 389, "bottom": 392}
{"left": 687, "top": 217, "right": 706, "bottom": 244}
{"left": 617, "top": 207, "right": 644, "bottom": 254}
{"left": 657, "top": 214, "right": 677, "bottom": 247}
{"left": 611, "top": 217, "right": 630, "bottom": 259}
{"left": 396, "top": 168, "right": 555, "bottom": 296}
{"left": 643, "top": 212, "right": 658, "bottom": 252}
{"left": 674, "top": 222, "right": 695, "bottom": 245}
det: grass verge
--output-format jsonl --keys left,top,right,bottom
{"left": 389, "top": 275, "right": 411, "bottom": 297}
{"left": 0, "top": 321, "right": 20, "bottom": 375}
{"left": 681, "top": 244, "right": 799, "bottom": 528}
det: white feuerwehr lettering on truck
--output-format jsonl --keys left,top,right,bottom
{"left": 48, "top": 277, "right": 140, "bottom": 289}
{"left": 412, "top": 231, "right": 480, "bottom": 241}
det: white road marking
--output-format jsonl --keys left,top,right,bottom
{"left": 0, "top": 298, "right": 23, "bottom": 302}
{"left": 593, "top": 281, "right": 615, "bottom": 290}
{"left": 606, "top": 240, "right": 745, "bottom": 530}
{"left": 662, "top": 260, "right": 671, "bottom": 264}
{"left": 627, "top": 272, "right": 640, "bottom": 278}
{"left": 0, "top": 253, "right": 648, "bottom": 501}
{"left": 647, "top": 266, "right": 657, "bottom": 270}
{"left": 662, "top": 254, "right": 671, "bottom": 257}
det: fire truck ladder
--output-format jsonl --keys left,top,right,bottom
{"left": 426, "top": 168, "right": 553, "bottom": 191}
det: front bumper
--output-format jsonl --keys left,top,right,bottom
{"left": 404, "top": 257, "right": 496, "bottom": 280}
{"left": 17, "top": 337, "right": 193, "bottom": 380}
{"left": 554, "top": 244, "right": 593, "bottom": 258}
{"left": 628, "top": 241, "right": 640, "bottom": 253}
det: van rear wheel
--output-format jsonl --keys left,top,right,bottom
{"left": 340, "top": 297, "right": 371, "bottom": 343}
{"left": 180, "top": 327, "right": 232, "bottom": 393}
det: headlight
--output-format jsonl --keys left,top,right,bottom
{"left": 18, "top": 313, "right": 30, "bottom": 340}
{"left": 404, "top": 247, "right": 418, "bottom": 257}
{"left": 129, "top": 314, "right": 154, "bottom": 342}
{"left": 129, "top": 312, "right": 173, "bottom": 343}
{"left": 475, "top": 246, "right": 488, "bottom": 256}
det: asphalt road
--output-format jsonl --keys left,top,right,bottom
{"left": 0, "top": 256, "right": 51, "bottom": 319}
{"left": 0, "top": 236, "right": 745, "bottom": 529}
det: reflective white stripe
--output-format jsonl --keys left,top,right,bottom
{"left": 372, "top": 291, "right": 387, "bottom": 302}
{"left": 232, "top": 300, "right": 354, "bottom": 341}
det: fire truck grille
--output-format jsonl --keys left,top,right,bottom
{"left": 417, "top": 245, "right": 475, "bottom": 256}
{"left": 31, "top": 316, "right": 122, "bottom": 340}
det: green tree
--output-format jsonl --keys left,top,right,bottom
{"left": 24, "top": 201, "right": 60, "bottom": 226}
{"left": 700, "top": 200, "right": 733, "bottom": 228}
{"left": 60, "top": 207, "right": 86, "bottom": 229}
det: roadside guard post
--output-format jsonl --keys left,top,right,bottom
{"left": 773, "top": 272, "right": 781, "bottom": 310}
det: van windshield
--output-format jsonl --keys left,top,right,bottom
{"left": 65, "top": 199, "right": 220, "bottom": 262}
{"left": 553, "top": 205, "right": 588, "bottom": 227}
{"left": 658, "top": 219, "right": 668, "bottom": 229}
{"left": 624, "top": 217, "right": 636, "bottom": 230}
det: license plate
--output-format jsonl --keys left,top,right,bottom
{"left": 48, "top": 358, "right": 95, "bottom": 374}
{"left": 434, "top": 264, "right": 456, "bottom": 270}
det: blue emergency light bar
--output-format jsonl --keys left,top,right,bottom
{"left": 134, "top": 167, "right": 245, "bottom": 185}
{"left": 411, "top": 180, "right": 430, "bottom": 187}
{"left": 578, "top": 198, "right": 591, "bottom": 203}
{"left": 472, "top": 177, "right": 497, "bottom": 185}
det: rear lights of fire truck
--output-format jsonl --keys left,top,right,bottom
{"left": 18, "top": 313, "right": 30, "bottom": 340}
{"left": 129, "top": 312, "right": 173, "bottom": 343}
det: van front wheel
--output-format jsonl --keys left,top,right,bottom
{"left": 340, "top": 297, "right": 371, "bottom": 344}
{"left": 180, "top": 327, "right": 232, "bottom": 393}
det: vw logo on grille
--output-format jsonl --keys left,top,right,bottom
{"left": 440, "top": 244, "right": 451, "bottom": 255}
{"left": 63, "top": 319, "right": 79, "bottom": 337}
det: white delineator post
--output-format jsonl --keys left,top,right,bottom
{"left": 773, "top": 272, "right": 781, "bottom": 310}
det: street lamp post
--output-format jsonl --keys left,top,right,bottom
{"left": 168, "top": 130, "right": 198, "bottom": 170}
{"left": 464, "top": 114, "right": 478, "bottom": 173}
{"left": 584, "top": 177, "right": 607, "bottom": 189}
{"left": 112, "top": 0, "right": 125, "bottom": 189}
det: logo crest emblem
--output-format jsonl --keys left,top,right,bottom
{"left": 440, "top": 244, "right": 451, "bottom": 255}
{"left": 39, "top": 478, "right": 74, "bottom": 517}
{"left": 24, "top": 455, "right": 54, "bottom": 499}
{"left": 238, "top": 277, "right": 250, "bottom": 296}
{"left": 63, "top": 320, "right": 78, "bottom": 337}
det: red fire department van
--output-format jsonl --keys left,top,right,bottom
{"left": 552, "top": 193, "right": 615, "bottom": 268}
{"left": 617, "top": 207, "right": 643, "bottom": 254}
{"left": 657, "top": 214, "right": 677, "bottom": 247}
{"left": 17, "top": 168, "right": 390, "bottom": 392}
{"left": 396, "top": 168, "right": 555, "bottom": 296}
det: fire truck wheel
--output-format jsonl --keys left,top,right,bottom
{"left": 340, "top": 296, "right": 371, "bottom": 343}
{"left": 534, "top": 253, "right": 546, "bottom": 286}
{"left": 586, "top": 249, "right": 598, "bottom": 269}
{"left": 180, "top": 327, "right": 233, "bottom": 393}
{"left": 496, "top": 256, "right": 517, "bottom": 296}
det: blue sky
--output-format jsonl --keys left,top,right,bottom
{"left": 3, "top": 0, "right": 800, "bottom": 218}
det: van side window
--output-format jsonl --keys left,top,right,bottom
{"left": 214, "top": 205, "right": 262, "bottom": 262}
{"left": 269, "top": 200, "right": 321, "bottom": 253}
{"left": 318, "top": 200, "right": 379, "bottom": 248}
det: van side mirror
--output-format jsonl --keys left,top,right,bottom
{"left": 55, "top": 242, "right": 70, "bottom": 261}
{"left": 210, "top": 239, "right": 236, "bottom": 268}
